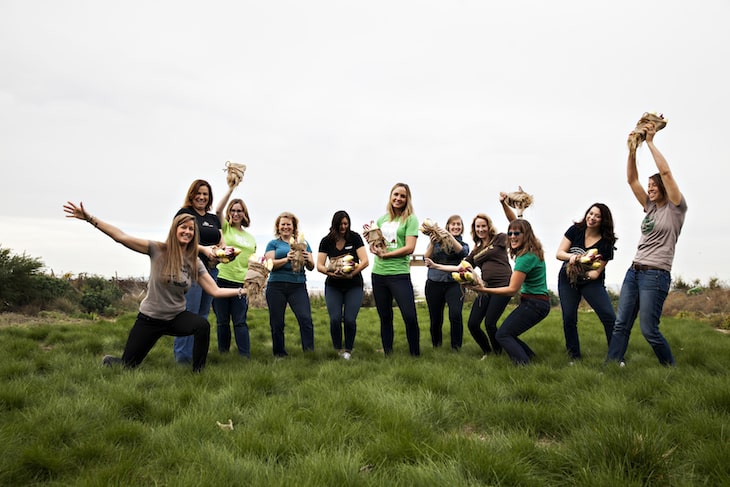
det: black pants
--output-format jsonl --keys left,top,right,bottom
{"left": 123, "top": 311, "right": 210, "bottom": 371}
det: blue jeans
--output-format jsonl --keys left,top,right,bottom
{"left": 212, "top": 277, "right": 250, "bottom": 357}
{"left": 174, "top": 267, "right": 217, "bottom": 363}
{"left": 265, "top": 281, "right": 314, "bottom": 356}
{"left": 425, "top": 279, "right": 463, "bottom": 349}
{"left": 496, "top": 296, "right": 550, "bottom": 365}
{"left": 558, "top": 270, "right": 616, "bottom": 359}
{"left": 325, "top": 284, "right": 364, "bottom": 352}
{"left": 606, "top": 268, "right": 674, "bottom": 366}
{"left": 467, "top": 293, "right": 511, "bottom": 355}
{"left": 372, "top": 273, "right": 420, "bottom": 356}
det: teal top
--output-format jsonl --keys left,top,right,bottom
{"left": 513, "top": 252, "right": 548, "bottom": 295}
{"left": 371, "top": 214, "right": 419, "bottom": 276}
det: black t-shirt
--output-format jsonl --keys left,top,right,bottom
{"left": 560, "top": 224, "right": 615, "bottom": 284}
{"left": 318, "top": 232, "right": 365, "bottom": 289}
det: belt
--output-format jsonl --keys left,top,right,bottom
{"left": 631, "top": 262, "right": 665, "bottom": 272}
{"left": 520, "top": 293, "right": 549, "bottom": 302}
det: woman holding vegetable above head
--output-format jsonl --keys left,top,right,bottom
{"left": 316, "top": 210, "right": 369, "bottom": 360}
{"left": 556, "top": 203, "right": 617, "bottom": 361}
{"left": 426, "top": 195, "right": 516, "bottom": 358}
{"left": 212, "top": 184, "right": 257, "bottom": 358}
{"left": 63, "top": 201, "right": 245, "bottom": 372}
{"left": 265, "top": 212, "right": 315, "bottom": 357}
{"left": 606, "top": 121, "right": 687, "bottom": 367}
{"left": 421, "top": 214, "right": 469, "bottom": 351}
{"left": 368, "top": 182, "right": 420, "bottom": 357}
{"left": 173, "top": 179, "right": 224, "bottom": 365}
{"left": 468, "top": 218, "right": 549, "bottom": 365}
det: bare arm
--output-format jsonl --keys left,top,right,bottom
{"left": 351, "top": 245, "right": 369, "bottom": 276}
{"left": 424, "top": 258, "right": 459, "bottom": 273}
{"left": 645, "top": 125, "right": 682, "bottom": 205}
{"left": 556, "top": 236, "right": 579, "bottom": 264}
{"left": 215, "top": 185, "right": 235, "bottom": 222}
{"left": 627, "top": 146, "right": 648, "bottom": 207}
{"left": 499, "top": 193, "right": 517, "bottom": 223}
{"left": 198, "top": 270, "right": 245, "bottom": 299}
{"left": 63, "top": 201, "right": 150, "bottom": 255}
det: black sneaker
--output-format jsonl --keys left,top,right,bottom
{"left": 102, "top": 355, "right": 122, "bottom": 367}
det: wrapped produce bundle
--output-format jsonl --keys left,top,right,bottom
{"left": 213, "top": 245, "right": 241, "bottom": 264}
{"left": 419, "top": 218, "right": 456, "bottom": 254}
{"left": 244, "top": 255, "right": 273, "bottom": 308}
{"left": 224, "top": 160, "right": 247, "bottom": 188}
{"left": 504, "top": 186, "right": 533, "bottom": 218}
{"left": 362, "top": 221, "right": 387, "bottom": 254}
{"left": 627, "top": 112, "right": 667, "bottom": 152}
{"left": 451, "top": 260, "right": 482, "bottom": 286}
{"left": 565, "top": 248, "right": 602, "bottom": 286}
{"left": 327, "top": 254, "right": 359, "bottom": 275}
{"left": 289, "top": 234, "right": 308, "bottom": 273}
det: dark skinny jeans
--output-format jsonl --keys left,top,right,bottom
{"left": 425, "top": 279, "right": 463, "bottom": 349}
{"left": 371, "top": 273, "right": 420, "bottom": 356}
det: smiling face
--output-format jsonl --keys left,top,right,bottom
{"left": 192, "top": 185, "right": 210, "bottom": 214}
{"left": 473, "top": 217, "right": 490, "bottom": 241}
{"left": 585, "top": 206, "right": 602, "bottom": 230}
{"left": 647, "top": 177, "right": 665, "bottom": 204}
{"left": 390, "top": 185, "right": 408, "bottom": 212}
{"left": 507, "top": 228, "right": 524, "bottom": 250}
{"left": 176, "top": 219, "right": 196, "bottom": 246}
{"left": 277, "top": 216, "right": 294, "bottom": 241}
{"left": 446, "top": 216, "right": 463, "bottom": 237}
{"left": 229, "top": 203, "right": 244, "bottom": 225}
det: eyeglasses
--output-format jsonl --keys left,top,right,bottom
{"left": 230, "top": 209, "right": 244, "bottom": 213}
{"left": 507, "top": 231, "right": 522, "bottom": 237}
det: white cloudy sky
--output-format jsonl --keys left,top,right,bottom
{"left": 1, "top": 0, "right": 728, "bottom": 292}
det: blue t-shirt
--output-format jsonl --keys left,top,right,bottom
{"left": 266, "top": 238, "right": 312, "bottom": 284}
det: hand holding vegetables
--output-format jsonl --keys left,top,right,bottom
{"left": 327, "top": 254, "right": 360, "bottom": 276}
{"left": 363, "top": 221, "right": 387, "bottom": 254}
{"left": 419, "top": 218, "right": 456, "bottom": 254}
{"left": 213, "top": 245, "right": 241, "bottom": 264}
{"left": 566, "top": 248, "right": 602, "bottom": 286}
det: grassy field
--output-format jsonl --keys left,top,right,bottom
{"left": 1, "top": 305, "right": 729, "bottom": 486}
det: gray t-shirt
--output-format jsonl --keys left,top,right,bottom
{"left": 139, "top": 242, "right": 207, "bottom": 320}
{"left": 633, "top": 195, "right": 687, "bottom": 271}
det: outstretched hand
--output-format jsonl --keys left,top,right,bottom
{"left": 63, "top": 201, "right": 90, "bottom": 221}
{"left": 644, "top": 122, "right": 657, "bottom": 142}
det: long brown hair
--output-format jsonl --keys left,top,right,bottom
{"left": 155, "top": 213, "right": 200, "bottom": 282}
{"left": 385, "top": 182, "right": 415, "bottom": 222}
{"left": 507, "top": 219, "right": 544, "bottom": 260}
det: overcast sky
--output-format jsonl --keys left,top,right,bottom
{"left": 1, "top": 0, "right": 728, "bottom": 292}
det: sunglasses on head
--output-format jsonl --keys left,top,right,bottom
{"left": 507, "top": 231, "right": 522, "bottom": 237}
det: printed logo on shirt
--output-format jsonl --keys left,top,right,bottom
{"left": 641, "top": 215, "right": 655, "bottom": 235}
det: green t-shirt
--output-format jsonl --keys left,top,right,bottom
{"left": 372, "top": 214, "right": 419, "bottom": 276}
{"left": 513, "top": 252, "right": 548, "bottom": 295}
{"left": 216, "top": 220, "right": 257, "bottom": 284}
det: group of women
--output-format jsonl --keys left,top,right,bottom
{"left": 64, "top": 120, "right": 685, "bottom": 370}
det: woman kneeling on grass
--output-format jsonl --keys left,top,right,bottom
{"left": 63, "top": 201, "right": 246, "bottom": 372}
{"left": 467, "top": 219, "right": 549, "bottom": 365}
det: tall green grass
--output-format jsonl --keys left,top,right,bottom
{"left": 0, "top": 306, "right": 728, "bottom": 486}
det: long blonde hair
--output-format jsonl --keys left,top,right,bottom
{"left": 385, "top": 182, "right": 415, "bottom": 222}
{"left": 155, "top": 214, "right": 201, "bottom": 282}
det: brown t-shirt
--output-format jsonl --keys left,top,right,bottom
{"left": 466, "top": 233, "right": 512, "bottom": 287}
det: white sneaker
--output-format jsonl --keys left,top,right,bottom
{"left": 342, "top": 352, "right": 351, "bottom": 360}
{"left": 619, "top": 361, "right": 626, "bottom": 367}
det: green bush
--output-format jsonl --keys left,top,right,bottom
{"left": 0, "top": 246, "right": 46, "bottom": 311}
{"left": 76, "top": 275, "right": 124, "bottom": 316}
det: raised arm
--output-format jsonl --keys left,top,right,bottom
{"left": 627, "top": 144, "right": 648, "bottom": 206}
{"left": 645, "top": 124, "right": 682, "bottom": 205}
{"left": 499, "top": 193, "right": 517, "bottom": 223}
{"left": 63, "top": 201, "right": 149, "bottom": 254}
{"left": 215, "top": 185, "right": 235, "bottom": 222}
